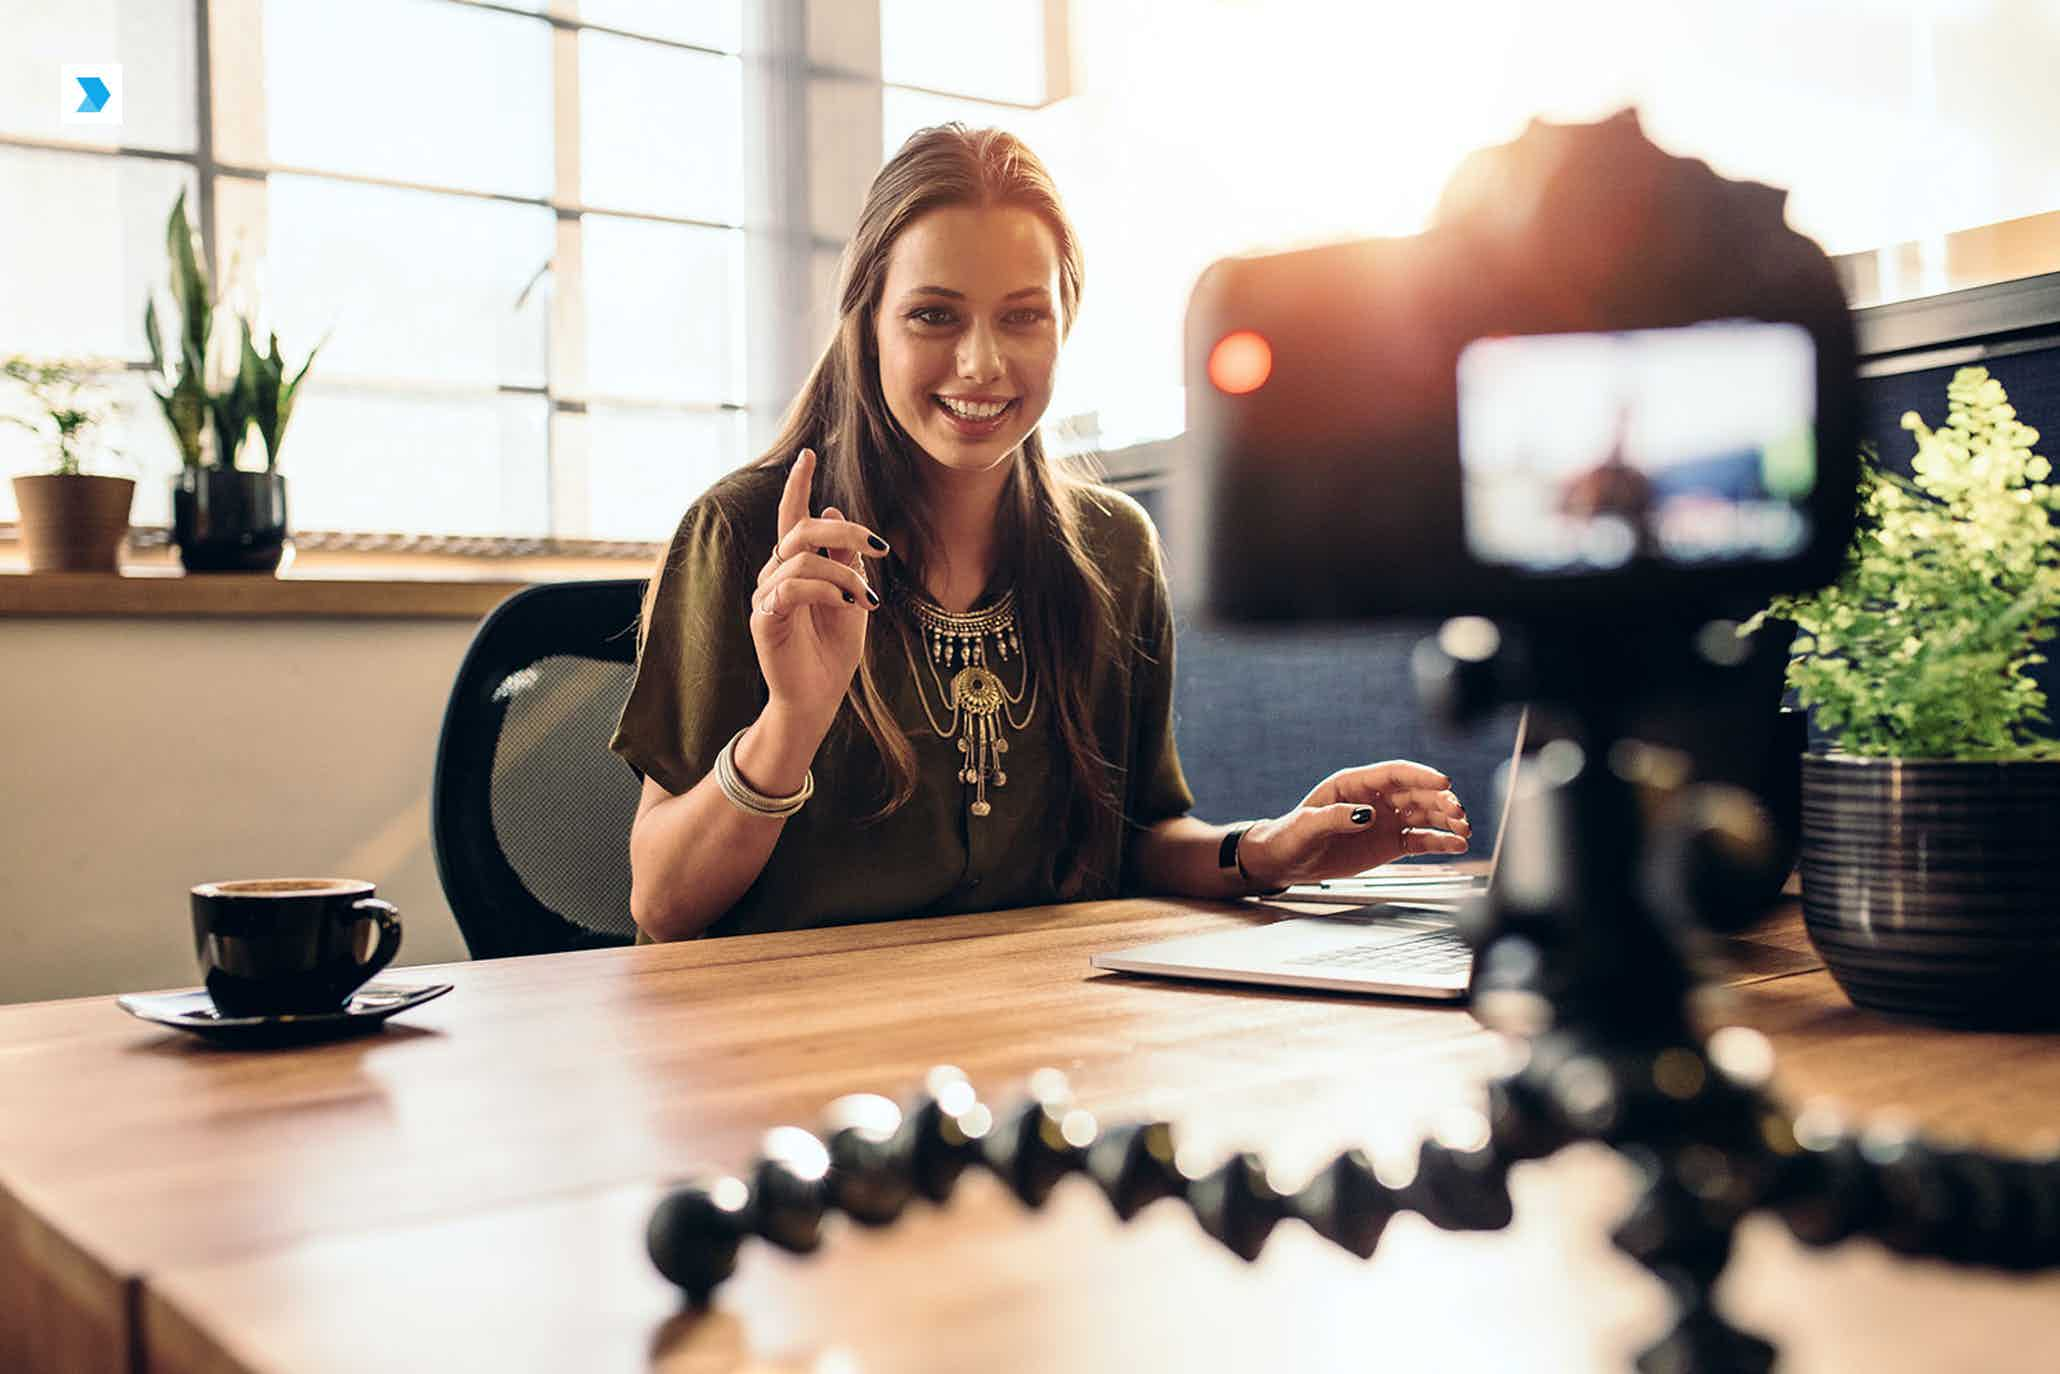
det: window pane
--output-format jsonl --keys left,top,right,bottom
{"left": 882, "top": 0, "right": 1044, "bottom": 105}
{"left": 882, "top": 87, "right": 1041, "bottom": 162}
{"left": 261, "top": 175, "right": 554, "bottom": 391}
{"left": 279, "top": 387, "right": 549, "bottom": 537}
{"left": 0, "top": 0, "right": 197, "bottom": 151}
{"left": 584, "top": 406, "right": 744, "bottom": 542}
{"left": 578, "top": 0, "right": 743, "bottom": 52}
{"left": 0, "top": 148, "right": 197, "bottom": 363}
{"left": 579, "top": 33, "right": 742, "bottom": 222}
{"left": 264, "top": 0, "right": 552, "bottom": 198}
{"left": 583, "top": 217, "right": 744, "bottom": 406}
{"left": 0, "top": 369, "right": 184, "bottom": 526}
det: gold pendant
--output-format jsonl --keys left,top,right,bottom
{"left": 897, "top": 586, "right": 1035, "bottom": 820}
{"left": 951, "top": 667, "right": 1006, "bottom": 817}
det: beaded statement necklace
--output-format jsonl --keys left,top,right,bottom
{"left": 896, "top": 587, "right": 1037, "bottom": 818}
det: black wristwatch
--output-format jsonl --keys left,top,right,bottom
{"left": 1220, "top": 824, "right": 1290, "bottom": 897}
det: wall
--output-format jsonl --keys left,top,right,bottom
{"left": 1, "top": 615, "right": 478, "bottom": 1004}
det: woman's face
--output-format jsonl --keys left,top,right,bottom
{"left": 873, "top": 204, "right": 1063, "bottom": 478}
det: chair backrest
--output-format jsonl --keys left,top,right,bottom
{"left": 1173, "top": 619, "right": 1525, "bottom": 845}
{"left": 432, "top": 579, "right": 647, "bottom": 958}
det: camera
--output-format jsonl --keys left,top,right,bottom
{"left": 1178, "top": 116, "right": 1859, "bottom": 628}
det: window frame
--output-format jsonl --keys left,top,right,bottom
{"left": 0, "top": 0, "right": 755, "bottom": 559}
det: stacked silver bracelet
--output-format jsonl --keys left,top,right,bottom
{"left": 713, "top": 727, "right": 814, "bottom": 819}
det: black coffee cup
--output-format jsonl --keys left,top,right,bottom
{"left": 190, "top": 878, "right": 403, "bottom": 1017}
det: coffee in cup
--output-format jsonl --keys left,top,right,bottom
{"left": 190, "top": 878, "right": 403, "bottom": 1017}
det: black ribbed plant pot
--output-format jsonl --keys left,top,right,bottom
{"left": 173, "top": 468, "right": 289, "bottom": 573}
{"left": 1799, "top": 754, "right": 2060, "bottom": 1027}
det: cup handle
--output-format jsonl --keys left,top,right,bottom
{"left": 350, "top": 897, "right": 404, "bottom": 979}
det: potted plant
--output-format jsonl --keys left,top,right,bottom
{"left": 1743, "top": 365, "right": 2060, "bottom": 1026}
{"left": 4, "top": 356, "right": 133, "bottom": 573}
{"left": 144, "top": 189, "right": 320, "bottom": 573}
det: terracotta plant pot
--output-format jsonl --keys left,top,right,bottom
{"left": 1799, "top": 754, "right": 2060, "bottom": 1027}
{"left": 172, "top": 468, "right": 289, "bottom": 573}
{"left": 11, "top": 473, "right": 136, "bottom": 573}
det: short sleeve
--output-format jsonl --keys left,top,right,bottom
{"left": 609, "top": 497, "right": 767, "bottom": 798}
{"left": 1124, "top": 530, "right": 1196, "bottom": 833}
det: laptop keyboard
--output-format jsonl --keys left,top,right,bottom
{"left": 1281, "top": 928, "right": 1474, "bottom": 976}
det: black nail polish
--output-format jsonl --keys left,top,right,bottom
{"left": 842, "top": 591, "right": 855, "bottom": 604}
{"left": 1350, "top": 806, "right": 1373, "bottom": 825}
{"left": 865, "top": 588, "right": 880, "bottom": 607}
{"left": 867, "top": 534, "right": 889, "bottom": 552}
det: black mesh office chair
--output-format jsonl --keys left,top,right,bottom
{"left": 432, "top": 579, "right": 648, "bottom": 958}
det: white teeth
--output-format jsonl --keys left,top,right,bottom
{"left": 938, "top": 396, "right": 1009, "bottom": 421}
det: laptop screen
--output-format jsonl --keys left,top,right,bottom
{"left": 1481, "top": 707, "right": 1529, "bottom": 890}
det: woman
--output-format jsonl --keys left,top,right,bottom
{"left": 613, "top": 125, "right": 1469, "bottom": 942}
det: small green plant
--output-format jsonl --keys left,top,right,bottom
{"left": 237, "top": 314, "right": 321, "bottom": 471}
{"left": 143, "top": 188, "right": 211, "bottom": 468}
{"left": 1, "top": 356, "right": 122, "bottom": 477}
{"left": 1743, "top": 366, "right": 2060, "bottom": 759}
{"left": 143, "top": 189, "right": 321, "bottom": 472}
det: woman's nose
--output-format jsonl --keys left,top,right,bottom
{"left": 957, "top": 323, "right": 1003, "bottom": 382}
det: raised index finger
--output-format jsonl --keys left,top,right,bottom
{"left": 777, "top": 448, "right": 816, "bottom": 544}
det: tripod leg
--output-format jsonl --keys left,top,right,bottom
{"left": 1612, "top": 1152, "right": 1774, "bottom": 1374}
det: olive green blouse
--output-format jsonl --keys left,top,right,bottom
{"left": 609, "top": 462, "right": 1195, "bottom": 939}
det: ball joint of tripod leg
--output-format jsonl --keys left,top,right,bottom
{"left": 1085, "top": 1120, "right": 1187, "bottom": 1221}
{"left": 1641, "top": 782, "right": 1785, "bottom": 936}
{"left": 1188, "top": 1150, "right": 1287, "bottom": 1261}
{"left": 1400, "top": 1128, "right": 1516, "bottom": 1232}
{"left": 1767, "top": 1112, "right": 1881, "bottom": 1248}
{"left": 895, "top": 1066, "right": 993, "bottom": 1203}
{"left": 823, "top": 1092, "right": 914, "bottom": 1227}
{"left": 1537, "top": 1041, "right": 1725, "bottom": 1146}
{"left": 1640, "top": 1302, "right": 1778, "bottom": 1374}
{"left": 982, "top": 1070, "right": 1095, "bottom": 1208}
{"left": 1486, "top": 1061, "right": 1573, "bottom": 1163}
{"left": 1610, "top": 1158, "right": 1739, "bottom": 1293}
{"left": 752, "top": 1125, "right": 833, "bottom": 1253}
{"left": 647, "top": 1175, "right": 753, "bottom": 1303}
{"left": 1411, "top": 618, "right": 1521, "bottom": 731}
{"left": 1288, "top": 1148, "right": 1396, "bottom": 1258}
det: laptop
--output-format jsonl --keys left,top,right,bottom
{"left": 1090, "top": 713, "right": 1529, "bottom": 999}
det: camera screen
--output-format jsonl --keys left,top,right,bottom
{"left": 1457, "top": 321, "right": 1816, "bottom": 576}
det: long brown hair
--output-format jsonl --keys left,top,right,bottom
{"left": 758, "top": 124, "right": 1120, "bottom": 890}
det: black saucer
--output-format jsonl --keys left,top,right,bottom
{"left": 116, "top": 981, "right": 453, "bottom": 1047}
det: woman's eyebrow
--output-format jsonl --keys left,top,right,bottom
{"left": 902, "top": 285, "right": 1053, "bottom": 301}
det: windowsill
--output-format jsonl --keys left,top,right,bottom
{"left": 0, "top": 546, "right": 656, "bottom": 619}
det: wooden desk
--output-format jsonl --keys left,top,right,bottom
{"left": 1, "top": 898, "right": 2055, "bottom": 1373}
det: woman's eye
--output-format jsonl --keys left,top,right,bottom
{"left": 910, "top": 308, "right": 956, "bottom": 327}
{"left": 1005, "top": 308, "right": 1052, "bottom": 327}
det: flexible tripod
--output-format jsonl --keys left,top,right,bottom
{"left": 646, "top": 623, "right": 2060, "bottom": 1372}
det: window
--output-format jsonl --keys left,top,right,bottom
{"left": 14, "top": 2, "right": 2056, "bottom": 545}
{"left": 877, "top": 0, "right": 2060, "bottom": 459}
{"left": 2, "top": 0, "right": 748, "bottom": 545}
{"left": 880, "top": 0, "right": 1053, "bottom": 158}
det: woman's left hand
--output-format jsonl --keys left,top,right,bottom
{"left": 1238, "top": 762, "right": 1472, "bottom": 889}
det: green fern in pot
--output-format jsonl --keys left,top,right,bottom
{"left": 4, "top": 356, "right": 135, "bottom": 573}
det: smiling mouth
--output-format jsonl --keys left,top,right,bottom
{"left": 934, "top": 395, "right": 1016, "bottom": 428}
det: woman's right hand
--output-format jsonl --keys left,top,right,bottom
{"left": 749, "top": 448, "right": 890, "bottom": 735}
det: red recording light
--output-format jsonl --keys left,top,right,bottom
{"left": 1207, "top": 330, "right": 1273, "bottom": 395}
